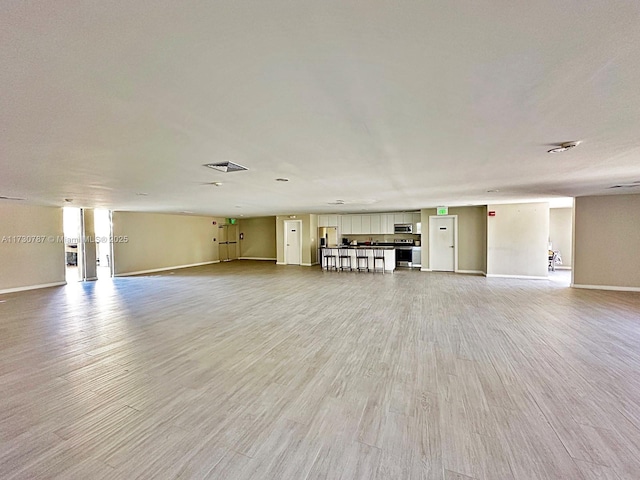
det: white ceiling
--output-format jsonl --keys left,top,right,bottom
{"left": 2, "top": 1, "right": 640, "bottom": 216}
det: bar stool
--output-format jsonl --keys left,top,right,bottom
{"left": 324, "top": 248, "right": 338, "bottom": 271}
{"left": 338, "top": 248, "right": 352, "bottom": 271}
{"left": 356, "top": 248, "right": 369, "bottom": 272}
{"left": 373, "top": 248, "right": 385, "bottom": 273}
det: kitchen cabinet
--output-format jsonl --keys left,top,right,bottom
{"left": 318, "top": 215, "right": 339, "bottom": 227}
{"left": 340, "top": 215, "right": 352, "bottom": 235}
{"left": 361, "top": 215, "right": 371, "bottom": 234}
{"left": 337, "top": 212, "right": 419, "bottom": 235}
{"left": 370, "top": 215, "right": 381, "bottom": 234}
{"left": 382, "top": 214, "right": 395, "bottom": 234}
{"left": 351, "top": 215, "right": 362, "bottom": 234}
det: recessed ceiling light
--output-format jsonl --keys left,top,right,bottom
{"left": 203, "top": 162, "right": 248, "bottom": 173}
{"left": 275, "top": 178, "right": 289, "bottom": 182}
{"left": 548, "top": 141, "right": 581, "bottom": 154}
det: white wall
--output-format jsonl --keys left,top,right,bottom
{"left": 0, "top": 204, "right": 65, "bottom": 293}
{"left": 549, "top": 207, "right": 572, "bottom": 268}
{"left": 112, "top": 212, "right": 223, "bottom": 275}
{"left": 486, "top": 202, "right": 549, "bottom": 278}
{"left": 573, "top": 194, "right": 640, "bottom": 290}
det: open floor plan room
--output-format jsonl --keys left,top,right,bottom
{"left": 1, "top": 261, "right": 639, "bottom": 480}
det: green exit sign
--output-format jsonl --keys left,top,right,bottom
{"left": 437, "top": 207, "right": 448, "bottom": 216}
{"left": 226, "top": 218, "right": 237, "bottom": 225}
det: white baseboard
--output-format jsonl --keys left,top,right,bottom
{"left": 420, "top": 268, "right": 432, "bottom": 272}
{"left": 455, "top": 270, "right": 485, "bottom": 275}
{"left": 85, "top": 277, "right": 98, "bottom": 281}
{"left": 555, "top": 266, "right": 572, "bottom": 270}
{"left": 572, "top": 284, "right": 640, "bottom": 292}
{"left": 0, "top": 281, "right": 67, "bottom": 295}
{"left": 238, "top": 257, "right": 276, "bottom": 261}
{"left": 486, "top": 274, "right": 548, "bottom": 280}
{"left": 301, "top": 263, "right": 313, "bottom": 267}
{"left": 276, "top": 262, "right": 286, "bottom": 265}
{"left": 114, "top": 260, "right": 219, "bottom": 277}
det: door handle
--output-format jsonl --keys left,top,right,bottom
{"left": 450, "top": 246, "right": 454, "bottom": 248}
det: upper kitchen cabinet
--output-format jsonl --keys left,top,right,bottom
{"left": 361, "top": 215, "right": 371, "bottom": 234}
{"left": 337, "top": 212, "right": 419, "bottom": 235}
{"left": 370, "top": 215, "right": 381, "bottom": 234}
{"left": 350, "top": 215, "right": 363, "bottom": 234}
{"left": 318, "top": 215, "right": 339, "bottom": 227}
{"left": 381, "top": 214, "right": 395, "bottom": 234}
{"left": 340, "top": 215, "right": 352, "bottom": 234}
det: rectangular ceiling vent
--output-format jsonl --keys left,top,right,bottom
{"left": 203, "top": 161, "right": 248, "bottom": 173}
{"left": 0, "top": 195, "right": 24, "bottom": 201}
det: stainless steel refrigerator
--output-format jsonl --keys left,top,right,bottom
{"left": 218, "top": 224, "right": 238, "bottom": 261}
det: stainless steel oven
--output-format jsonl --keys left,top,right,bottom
{"left": 394, "top": 239, "right": 414, "bottom": 267}
{"left": 394, "top": 223, "right": 413, "bottom": 234}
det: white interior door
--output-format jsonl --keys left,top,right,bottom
{"left": 429, "top": 216, "right": 456, "bottom": 271}
{"left": 285, "top": 221, "right": 302, "bottom": 265}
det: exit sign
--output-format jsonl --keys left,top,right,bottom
{"left": 226, "top": 218, "right": 237, "bottom": 225}
{"left": 437, "top": 207, "right": 448, "bottom": 216}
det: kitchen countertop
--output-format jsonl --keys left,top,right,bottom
{"left": 321, "top": 245, "right": 395, "bottom": 249}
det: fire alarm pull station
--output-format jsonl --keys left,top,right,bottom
{"left": 488, "top": 211, "right": 496, "bottom": 217}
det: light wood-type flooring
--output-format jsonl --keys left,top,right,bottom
{"left": 1, "top": 261, "right": 640, "bottom": 479}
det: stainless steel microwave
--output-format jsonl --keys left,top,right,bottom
{"left": 394, "top": 224, "right": 413, "bottom": 234}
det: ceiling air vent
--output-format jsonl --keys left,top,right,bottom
{"left": 203, "top": 162, "right": 248, "bottom": 173}
{"left": 608, "top": 182, "right": 640, "bottom": 189}
{"left": 0, "top": 196, "right": 24, "bottom": 201}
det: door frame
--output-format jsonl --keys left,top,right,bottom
{"left": 284, "top": 220, "right": 303, "bottom": 265}
{"left": 428, "top": 215, "right": 458, "bottom": 272}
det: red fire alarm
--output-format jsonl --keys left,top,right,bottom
{"left": 488, "top": 211, "right": 496, "bottom": 217}
{"left": 212, "top": 221, "right": 217, "bottom": 225}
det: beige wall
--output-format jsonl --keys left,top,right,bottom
{"left": 83, "top": 209, "right": 98, "bottom": 280}
{"left": 0, "top": 204, "right": 65, "bottom": 292}
{"left": 486, "top": 202, "right": 549, "bottom": 278}
{"left": 112, "top": 212, "right": 223, "bottom": 275}
{"left": 574, "top": 194, "right": 640, "bottom": 289}
{"left": 549, "top": 207, "right": 572, "bottom": 268}
{"left": 238, "top": 216, "right": 276, "bottom": 260}
{"left": 275, "top": 214, "right": 318, "bottom": 265}
{"left": 421, "top": 206, "right": 487, "bottom": 273}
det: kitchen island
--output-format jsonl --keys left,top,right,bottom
{"left": 320, "top": 246, "right": 395, "bottom": 272}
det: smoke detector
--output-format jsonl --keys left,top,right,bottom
{"left": 203, "top": 161, "right": 248, "bottom": 173}
{"left": 548, "top": 141, "right": 581, "bottom": 154}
